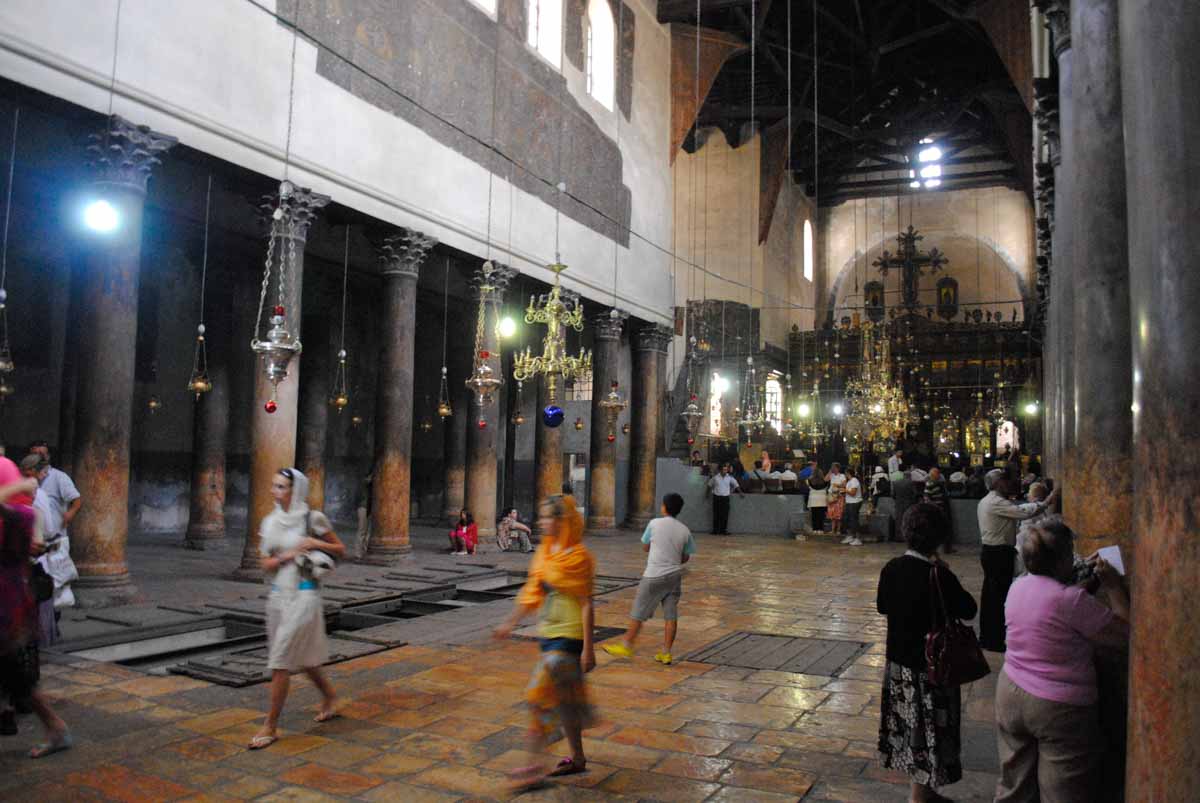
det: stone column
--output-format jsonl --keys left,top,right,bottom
{"left": 70, "top": 117, "right": 175, "bottom": 604}
{"left": 1121, "top": 2, "right": 1200, "bottom": 799}
{"left": 236, "top": 187, "right": 329, "bottom": 579}
{"left": 296, "top": 315, "right": 331, "bottom": 509}
{"left": 534, "top": 371, "right": 563, "bottom": 528}
{"left": 364, "top": 229, "right": 436, "bottom": 563}
{"left": 623, "top": 323, "right": 672, "bottom": 529}
{"left": 587, "top": 311, "right": 626, "bottom": 529}
{"left": 464, "top": 263, "right": 517, "bottom": 541}
{"left": 443, "top": 309, "right": 473, "bottom": 519}
{"left": 1068, "top": 0, "right": 1131, "bottom": 555}
{"left": 184, "top": 290, "right": 232, "bottom": 550}
{"left": 1035, "top": 1, "right": 1075, "bottom": 485}
{"left": 1033, "top": 79, "right": 1059, "bottom": 479}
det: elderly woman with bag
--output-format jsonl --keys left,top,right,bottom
{"left": 877, "top": 503, "right": 979, "bottom": 803}
{"left": 249, "top": 468, "right": 346, "bottom": 750}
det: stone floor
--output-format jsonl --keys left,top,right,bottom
{"left": 2, "top": 527, "right": 1003, "bottom": 802}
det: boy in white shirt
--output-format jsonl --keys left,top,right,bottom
{"left": 603, "top": 493, "right": 695, "bottom": 665}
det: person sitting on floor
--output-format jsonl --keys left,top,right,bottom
{"left": 448, "top": 509, "right": 478, "bottom": 556}
{"left": 496, "top": 508, "right": 534, "bottom": 553}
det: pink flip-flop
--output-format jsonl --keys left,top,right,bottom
{"left": 548, "top": 757, "right": 587, "bottom": 777}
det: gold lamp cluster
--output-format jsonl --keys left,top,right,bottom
{"left": 844, "top": 322, "right": 909, "bottom": 443}
{"left": 465, "top": 261, "right": 505, "bottom": 413}
{"left": 512, "top": 263, "right": 592, "bottom": 406}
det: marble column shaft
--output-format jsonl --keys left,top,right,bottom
{"left": 464, "top": 264, "right": 517, "bottom": 540}
{"left": 534, "top": 370, "right": 563, "bottom": 528}
{"left": 587, "top": 312, "right": 625, "bottom": 530}
{"left": 296, "top": 315, "right": 331, "bottom": 510}
{"left": 71, "top": 116, "right": 176, "bottom": 603}
{"left": 365, "top": 229, "right": 436, "bottom": 563}
{"left": 442, "top": 328, "right": 472, "bottom": 519}
{"left": 623, "top": 323, "right": 672, "bottom": 529}
{"left": 237, "top": 187, "right": 329, "bottom": 578}
{"left": 1068, "top": 0, "right": 1132, "bottom": 554}
{"left": 185, "top": 293, "right": 231, "bottom": 550}
{"left": 1121, "top": 1, "right": 1200, "bottom": 798}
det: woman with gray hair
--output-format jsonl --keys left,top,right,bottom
{"left": 994, "top": 518, "right": 1128, "bottom": 803}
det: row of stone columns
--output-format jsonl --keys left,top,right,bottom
{"left": 1036, "top": 0, "right": 1200, "bottom": 798}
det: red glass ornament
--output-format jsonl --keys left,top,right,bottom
{"left": 479, "top": 350, "right": 490, "bottom": 359}
{"left": 477, "top": 419, "right": 487, "bottom": 429}
{"left": 690, "top": 394, "right": 697, "bottom": 401}
{"left": 687, "top": 437, "right": 695, "bottom": 445}
{"left": 273, "top": 305, "right": 285, "bottom": 316}
{"left": 607, "top": 434, "right": 616, "bottom": 443}
{"left": 264, "top": 399, "right": 278, "bottom": 414}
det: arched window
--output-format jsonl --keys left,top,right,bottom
{"left": 803, "top": 219, "right": 814, "bottom": 282}
{"left": 527, "top": 0, "right": 563, "bottom": 68}
{"left": 764, "top": 377, "right": 783, "bottom": 433}
{"left": 585, "top": 0, "right": 615, "bottom": 110}
{"left": 467, "top": 0, "right": 496, "bottom": 14}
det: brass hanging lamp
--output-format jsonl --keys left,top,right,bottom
{"left": 330, "top": 226, "right": 351, "bottom": 412}
{"left": 187, "top": 175, "right": 214, "bottom": 400}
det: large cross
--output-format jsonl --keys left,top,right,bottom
{"left": 872, "top": 225, "right": 948, "bottom": 310}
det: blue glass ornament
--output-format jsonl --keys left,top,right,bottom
{"left": 542, "top": 404, "right": 564, "bottom": 428}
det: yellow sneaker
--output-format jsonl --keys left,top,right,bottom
{"left": 602, "top": 643, "right": 633, "bottom": 659}
{"left": 654, "top": 652, "right": 673, "bottom": 665}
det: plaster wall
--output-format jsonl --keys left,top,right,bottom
{"left": 818, "top": 186, "right": 1035, "bottom": 323}
{"left": 671, "top": 128, "right": 817, "bottom": 351}
{"left": 0, "top": 0, "right": 674, "bottom": 324}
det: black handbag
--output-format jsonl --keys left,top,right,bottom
{"left": 924, "top": 564, "right": 990, "bottom": 687}
{"left": 30, "top": 563, "right": 53, "bottom": 604}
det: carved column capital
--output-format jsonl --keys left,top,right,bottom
{"left": 593, "top": 310, "right": 627, "bottom": 341}
{"left": 86, "top": 115, "right": 177, "bottom": 192}
{"left": 469, "top": 261, "right": 518, "bottom": 301}
{"left": 373, "top": 227, "right": 438, "bottom": 278}
{"left": 633, "top": 323, "right": 673, "bottom": 354}
{"left": 1033, "top": 0, "right": 1071, "bottom": 57}
{"left": 257, "top": 186, "right": 330, "bottom": 243}
{"left": 1034, "top": 78, "right": 1061, "bottom": 168}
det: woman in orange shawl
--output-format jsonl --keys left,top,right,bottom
{"left": 494, "top": 494, "right": 596, "bottom": 788}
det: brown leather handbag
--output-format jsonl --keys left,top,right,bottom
{"left": 924, "top": 564, "right": 991, "bottom": 687}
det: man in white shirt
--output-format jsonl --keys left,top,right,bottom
{"left": 841, "top": 467, "right": 864, "bottom": 546}
{"left": 708, "top": 464, "right": 742, "bottom": 535}
{"left": 778, "top": 463, "right": 798, "bottom": 481}
{"left": 28, "top": 441, "right": 81, "bottom": 539}
{"left": 887, "top": 449, "right": 903, "bottom": 475}
{"left": 976, "top": 469, "right": 1058, "bottom": 651}
{"left": 604, "top": 493, "right": 696, "bottom": 665}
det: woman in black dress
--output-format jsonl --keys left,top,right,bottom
{"left": 877, "top": 502, "right": 978, "bottom": 802}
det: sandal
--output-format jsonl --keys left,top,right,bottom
{"left": 508, "top": 765, "right": 547, "bottom": 792}
{"left": 29, "top": 731, "right": 72, "bottom": 759}
{"left": 247, "top": 733, "right": 278, "bottom": 750}
{"left": 548, "top": 757, "right": 587, "bottom": 777}
{"left": 314, "top": 707, "right": 341, "bottom": 723}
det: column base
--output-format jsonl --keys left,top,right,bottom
{"left": 359, "top": 544, "right": 412, "bottom": 565}
{"left": 229, "top": 564, "right": 264, "bottom": 584}
{"left": 183, "top": 530, "right": 227, "bottom": 550}
{"left": 73, "top": 575, "right": 139, "bottom": 608}
{"left": 622, "top": 514, "right": 654, "bottom": 530}
{"left": 586, "top": 515, "right": 616, "bottom": 530}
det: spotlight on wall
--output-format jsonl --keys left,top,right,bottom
{"left": 712, "top": 373, "right": 730, "bottom": 395}
{"left": 498, "top": 316, "right": 517, "bottom": 339}
{"left": 798, "top": 403, "right": 811, "bottom": 418}
{"left": 1023, "top": 402, "right": 1039, "bottom": 415}
{"left": 832, "top": 403, "right": 844, "bottom": 416}
{"left": 83, "top": 199, "right": 120, "bottom": 233}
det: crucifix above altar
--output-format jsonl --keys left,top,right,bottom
{"left": 873, "top": 225, "right": 948, "bottom": 311}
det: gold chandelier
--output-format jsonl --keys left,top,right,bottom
{"left": 513, "top": 263, "right": 591, "bottom": 405}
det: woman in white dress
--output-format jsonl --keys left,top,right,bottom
{"left": 250, "top": 468, "right": 346, "bottom": 750}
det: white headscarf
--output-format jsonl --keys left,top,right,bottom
{"left": 262, "top": 467, "right": 310, "bottom": 544}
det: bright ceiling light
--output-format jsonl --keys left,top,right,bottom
{"left": 910, "top": 181, "right": 921, "bottom": 189}
{"left": 498, "top": 316, "right": 517, "bottom": 339}
{"left": 1024, "top": 402, "right": 1039, "bottom": 415}
{"left": 918, "top": 145, "right": 942, "bottom": 162}
{"left": 84, "top": 199, "right": 119, "bottom": 233}
{"left": 919, "top": 164, "right": 942, "bottom": 179}
{"left": 924, "top": 179, "right": 942, "bottom": 189}
{"left": 798, "top": 403, "right": 811, "bottom": 418}
{"left": 832, "top": 403, "right": 845, "bottom": 416}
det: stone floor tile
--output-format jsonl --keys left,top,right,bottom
{"left": 423, "top": 715, "right": 507, "bottom": 742}
{"left": 598, "top": 768, "right": 720, "bottom": 801}
{"left": 842, "top": 740, "right": 882, "bottom": 759}
{"left": 278, "top": 762, "right": 385, "bottom": 796}
{"left": 803, "top": 776, "right": 909, "bottom": 803}
{"left": 705, "top": 786, "right": 801, "bottom": 803}
{"left": 96, "top": 696, "right": 156, "bottom": 714}
{"left": 357, "top": 753, "right": 439, "bottom": 777}
{"left": 375, "top": 707, "right": 448, "bottom": 729}
{"left": 65, "top": 764, "right": 198, "bottom": 803}
{"left": 649, "top": 753, "right": 734, "bottom": 782}
{"left": 358, "top": 781, "right": 464, "bottom": 802}
{"left": 407, "top": 763, "right": 512, "bottom": 798}
{"left": 253, "top": 785, "right": 344, "bottom": 803}
{"left": 608, "top": 725, "right": 730, "bottom": 756}
{"left": 595, "top": 708, "right": 686, "bottom": 733}
{"left": 110, "top": 675, "right": 210, "bottom": 697}
{"left": 777, "top": 748, "right": 869, "bottom": 777}
{"left": 213, "top": 774, "right": 281, "bottom": 799}
{"left": 820, "top": 678, "right": 882, "bottom": 696}
{"left": 665, "top": 699, "right": 801, "bottom": 730}
{"left": 720, "top": 741, "right": 784, "bottom": 765}
{"left": 297, "top": 740, "right": 381, "bottom": 768}
{"left": 178, "top": 708, "right": 265, "bottom": 735}
{"left": 679, "top": 721, "right": 758, "bottom": 742}
{"left": 718, "top": 762, "right": 816, "bottom": 797}
{"left": 546, "top": 736, "right": 662, "bottom": 770}
{"left": 392, "top": 731, "right": 492, "bottom": 765}
{"left": 756, "top": 686, "right": 831, "bottom": 711}
{"left": 753, "top": 729, "right": 849, "bottom": 754}
{"left": 167, "top": 736, "right": 246, "bottom": 763}
{"left": 815, "top": 692, "right": 872, "bottom": 715}
{"left": 792, "top": 711, "right": 880, "bottom": 742}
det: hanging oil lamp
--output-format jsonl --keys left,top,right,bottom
{"left": 622, "top": 422, "right": 630, "bottom": 435}
{"left": 436, "top": 367, "right": 453, "bottom": 418}
{"left": 187, "top": 176, "right": 214, "bottom": 401}
{"left": 419, "top": 396, "right": 434, "bottom": 433}
{"left": 464, "top": 261, "right": 504, "bottom": 416}
{"left": 598, "top": 380, "right": 627, "bottom": 442}
{"left": 147, "top": 395, "right": 162, "bottom": 414}
{"left": 573, "top": 417, "right": 585, "bottom": 431}
{"left": 510, "top": 380, "right": 527, "bottom": 426}
{"left": 331, "top": 225, "right": 352, "bottom": 412}
{"left": 436, "top": 258, "right": 453, "bottom": 418}
{"left": 251, "top": 181, "right": 303, "bottom": 414}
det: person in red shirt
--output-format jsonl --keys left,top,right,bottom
{"left": 448, "top": 510, "right": 478, "bottom": 556}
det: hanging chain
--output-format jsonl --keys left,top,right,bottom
{"left": 441, "top": 256, "right": 450, "bottom": 367}
{"left": 281, "top": 219, "right": 296, "bottom": 310}
{"left": 339, "top": 225, "right": 349, "bottom": 351}
{"left": 0, "top": 107, "right": 17, "bottom": 294}
{"left": 472, "top": 286, "right": 487, "bottom": 367}
{"left": 199, "top": 174, "right": 211, "bottom": 325}
{"left": 253, "top": 222, "right": 277, "bottom": 344}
